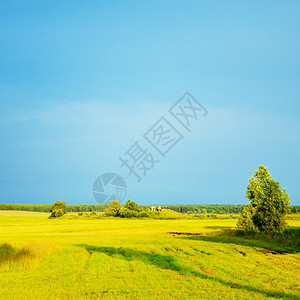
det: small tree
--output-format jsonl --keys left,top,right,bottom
{"left": 49, "top": 201, "right": 66, "bottom": 218}
{"left": 105, "top": 200, "right": 121, "bottom": 216}
{"left": 125, "top": 200, "right": 139, "bottom": 211}
{"left": 238, "top": 166, "right": 290, "bottom": 235}
{"left": 51, "top": 201, "right": 67, "bottom": 215}
{"left": 119, "top": 207, "right": 137, "bottom": 218}
{"left": 55, "top": 209, "right": 64, "bottom": 218}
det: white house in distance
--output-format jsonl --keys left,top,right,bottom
{"left": 150, "top": 206, "right": 162, "bottom": 212}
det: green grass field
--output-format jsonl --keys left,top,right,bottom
{"left": 0, "top": 211, "right": 299, "bottom": 299}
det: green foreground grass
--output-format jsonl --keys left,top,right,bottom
{"left": 0, "top": 210, "right": 299, "bottom": 299}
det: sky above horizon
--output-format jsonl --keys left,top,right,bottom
{"left": 0, "top": 1, "right": 299, "bottom": 205}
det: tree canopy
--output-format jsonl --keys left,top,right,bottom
{"left": 49, "top": 200, "right": 67, "bottom": 218}
{"left": 238, "top": 165, "right": 290, "bottom": 235}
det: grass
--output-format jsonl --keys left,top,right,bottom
{"left": 221, "top": 227, "right": 300, "bottom": 250}
{"left": 0, "top": 210, "right": 299, "bottom": 299}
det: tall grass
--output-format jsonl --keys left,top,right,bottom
{"left": 0, "top": 242, "right": 57, "bottom": 271}
{"left": 222, "top": 227, "right": 300, "bottom": 250}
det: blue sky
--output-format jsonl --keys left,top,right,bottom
{"left": 0, "top": 1, "right": 299, "bottom": 205}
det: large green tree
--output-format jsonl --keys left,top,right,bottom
{"left": 238, "top": 166, "right": 290, "bottom": 235}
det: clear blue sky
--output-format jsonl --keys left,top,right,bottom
{"left": 0, "top": 1, "right": 299, "bottom": 205}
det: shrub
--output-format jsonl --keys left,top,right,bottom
{"left": 119, "top": 207, "right": 137, "bottom": 218}
{"left": 49, "top": 200, "right": 67, "bottom": 218}
{"left": 51, "top": 201, "right": 66, "bottom": 214}
{"left": 55, "top": 209, "right": 64, "bottom": 218}
{"left": 136, "top": 211, "right": 150, "bottom": 218}
{"left": 78, "top": 212, "right": 83, "bottom": 216}
{"left": 49, "top": 211, "right": 56, "bottom": 218}
{"left": 90, "top": 211, "right": 97, "bottom": 216}
{"left": 105, "top": 200, "right": 121, "bottom": 217}
{"left": 125, "top": 200, "right": 139, "bottom": 212}
{"left": 0, "top": 243, "right": 15, "bottom": 261}
{"left": 207, "top": 214, "right": 217, "bottom": 219}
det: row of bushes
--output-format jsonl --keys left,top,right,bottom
{"left": 47, "top": 200, "right": 151, "bottom": 219}
{"left": 104, "top": 200, "right": 151, "bottom": 218}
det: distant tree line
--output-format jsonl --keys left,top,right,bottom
{"left": 1, "top": 203, "right": 299, "bottom": 214}
{"left": 144, "top": 204, "right": 247, "bottom": 214}
{"left": 0, "top": 203, "right": 106, "bottom": 213}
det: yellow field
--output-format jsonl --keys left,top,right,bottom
{"left": 0, "top": 211, "right": 299, "bottom": 299}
